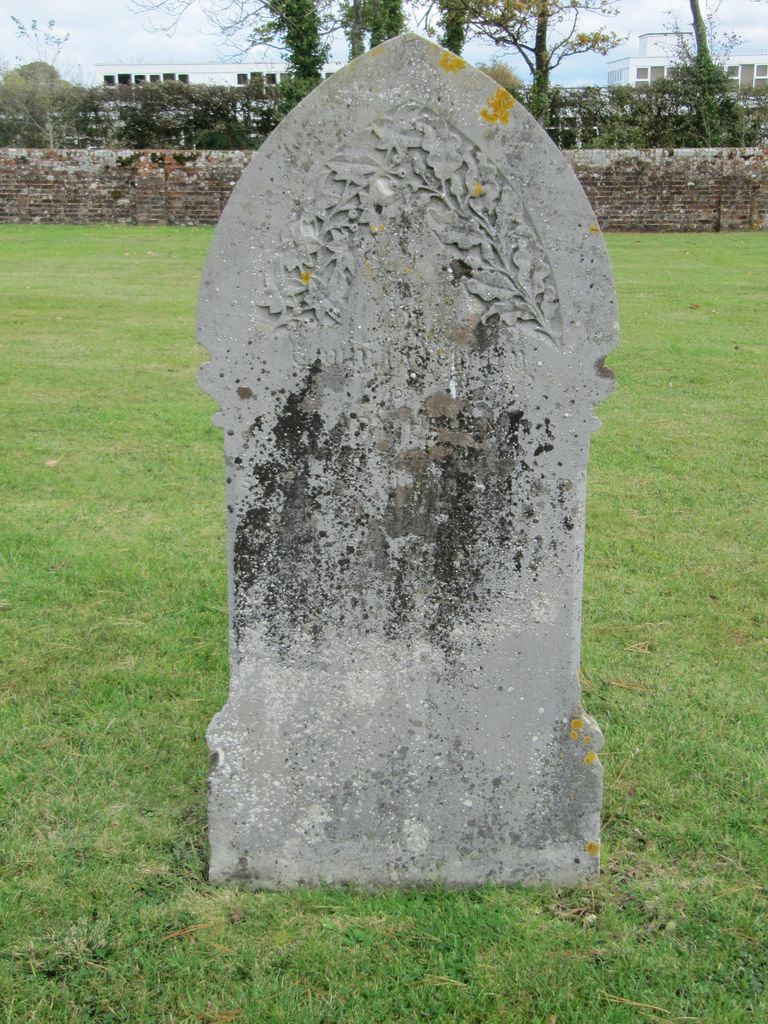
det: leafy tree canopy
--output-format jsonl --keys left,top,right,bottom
{"left": 0, "top": 60, "right": 80, "bottom": 147}
{"left": 425, "top": 0, "right": 622, "bottom": 123}
{"left": 475, "top": 59, "right": 524, "bottom": 98}
{"left": 132, "top": 0, "right": 405, "bottom": 105}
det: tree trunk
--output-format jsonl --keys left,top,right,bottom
{"left": 349, "top": 0, "right": 365, "bottom": 58}
{"left": 688, "top": 0, "right": 721, "bottom": 145}
{"left": 689, "top": 0, "right": 712, "bottom": 64}
{"left": 440, "top": 2, "right": 466, "bottom": 56}
{"left": 530, "top": 6, "right": 550, "bottom": 124}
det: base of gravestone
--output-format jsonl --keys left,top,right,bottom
{"left": 206, "top": 667, "right": 604, "bottom": 889}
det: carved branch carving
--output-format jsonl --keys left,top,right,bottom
{"left": 260, "top": 102, "right": 562, "bottom": 348}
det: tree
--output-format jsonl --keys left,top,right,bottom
{"left": 267, "top": 0, "right": 330, "bottom": 78}
{"left": 10, "top": 16, "right": 70, "bottom": 67}
{"left": 341, "top": 0, "right": 367, "bottom": 57}
{"left": 0, "top": 17, "right": 96, "bottom": 147}
{"left": 688, "top": 0, "right": 712, "bottom": 65}
{"left": 134, "top": 0, "right": 406, "bottom": 72}
{"left": 476, "top": 59, "right": 524, "bottom": 98}
{"left": 436, "top": 0, "right": 621, "bottom": 123}
{"left": 368, "top": 0, "right": 405, "bottom": 48}
{"left": 340, "top": 0, "right": 404, "bottom": 58}
{"left": 663, "top": 0, "right": 745, "bottom": 147}
{"left": 131, "top": 0, "right": 334, "bottom": 69}
{"left": 133, "top": 0, "right": 333, "bottom": 116}
{"left": 439, "top": 3, "right": 466, "bottom": 55}
{"left": 0, "top": 61, "right": 82, "bottom": 147}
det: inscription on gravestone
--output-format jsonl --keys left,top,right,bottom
{"left": 198, "top": 34, "right": 618, "bottom": 887}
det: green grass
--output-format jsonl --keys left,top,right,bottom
{"left": 1, "top": 226, "right": 766, "bottom": 1023}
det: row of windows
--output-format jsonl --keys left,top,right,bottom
{"left": 237, "top": 72, "right": 280, "bottom": 85}
{"left": 635, "top": 63, "right": 768, "bottom": 87}
{"left": 635, "top": 66, "right": 666, "bottom": 82}
{"left": 727, "top": 64, "right": 768, "bottom": 88}
{"left": 234, "top": 71, "right": 335, "bottom": 84}
{"left": 105, "top": 63, "right": 768, "bottom": 91}
{"left": 102, "top": 70, "right": 336, "bottom": 87}
{"left": 104, "top": 73, "right": 190, "bottom": 85}
{"left": 609, "top": 62, "right": 768, "bottom": 88}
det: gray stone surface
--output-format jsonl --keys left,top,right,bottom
{"left": 198, "top": 33, "right": 618, "bottom": 888}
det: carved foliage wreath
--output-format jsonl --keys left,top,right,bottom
{"left": 261, "top": 102, "right": 562, "bottom": 348}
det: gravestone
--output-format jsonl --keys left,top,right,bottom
{"left": 198, "top": 33, "right": 618, "bottom": 887}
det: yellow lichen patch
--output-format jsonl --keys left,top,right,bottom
{"left": 588, "top": 224, "right": 601, "bottom": 234}
{"left": 472, "top": 181, "right": 485, "bottom": 197}
{"left": 299, "top": 269, "right": 313, "bottom": 286}
{"left": 369, "top": 223, "right": 386, "bottom": 234}
{"left": 480, "top": 88, "right": 515, "bottom": 125}
{"left": 584, "top": 751, "right": 597, "bottom": 766}
{"left": 585, "top": 841, "right": 600, "bottom": 857}
{"left": 439, "top": 51, "right": 466, "bottom": 73}
{"left": 582, "top": 734, "right": 593, "bottom": 744}
{"left": 571, "top": 718, "right": 584, "bottom": 731}
{"left": 569, "top": 731, "right": 580, "bottom": 741}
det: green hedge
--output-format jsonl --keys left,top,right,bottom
{"left": 1, "top": 74, "right": 766, "bottom": 151}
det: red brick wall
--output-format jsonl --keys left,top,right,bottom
{"left": 0, "top": 149, "right": 251, "bottom": 226}
{"left": 566, "top": 148, "right": 768, "bottom": 231}
{"left": 1, "top": 147, "right": 766, "bottom": 231}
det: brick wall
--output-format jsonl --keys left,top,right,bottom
{"left": 0, "top": 149, "right": 251, "bottom": 227}
{"left": 566, "top": 148, "right": 768, "bottom": 231}
{"left": 1, "top": 147, "right": 766, "bottom": 231}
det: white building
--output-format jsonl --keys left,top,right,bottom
{"left": 607, "top": 32, "right": 768, "bottom": 89}
{"left": 95, "top": 60, "right": 345, "bottom": 88}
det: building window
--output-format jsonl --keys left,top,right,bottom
{"left": 740, "top": 64, "right": 755, "bottom": 89}
{"left": 636, "top": 67, "right": 649, "bottom": 82}
{"left": 163, "top": 72, "right": 176, "bottom": 82}
{"left": 103, "top": 75, "right": 116, "bottom": 86}
{"left": 650, "top": 65, "right": 665, "bottom": 82}
{"left": 250, "top": 71, "right": 263, "bottom": 84}
{"left": 178, "top": 73, "right": 189, "bottom": 83}
{"left": 117, "top": 73, "right": 131, "bottom": 85}
{"left": 237, "top": 73, "right": 247, "bottom": 84}
{"left": 727, "top": 65, "right": 739, "bottom": 79}
{"left": 134, "top": 74, "right": 145, "bottom": 84}
{"left": 150, "top": 74, "right": 160, "bottom": 82}
{"left": 265, "top": 73, "right": 277, "bottom": 84}
{"left": 756, "top": 65, "right": 768, "bottom": 89}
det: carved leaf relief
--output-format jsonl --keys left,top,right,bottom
{"left": 260, "top": 103, "right": 562, "bottom": 348}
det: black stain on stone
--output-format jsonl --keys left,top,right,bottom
{"left": 449, "top": 258, "right": 472, "bottom": 284}
{"left": 473, "top": 312, "right": 500, "bottom": 352}
{"left": 233, "top": 359, "right": 326, "bottom": 648}
{"left": 231, "top": 321, "right": 564, "bottom": 652}
{"left": 595, "top": 355, "right": 615, "bottom": 381}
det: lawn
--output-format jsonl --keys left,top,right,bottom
{"left": 0, "top": 226, "right": 766, "bottom": 1023}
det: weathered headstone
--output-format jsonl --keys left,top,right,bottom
{"left": 198, "top": 34, "right": 618, "bottom": 887}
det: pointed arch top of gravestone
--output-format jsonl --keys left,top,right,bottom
{"left": 199, "top": 33, "right": 617, "bottom": 411}
{"left": 198, "top": 33, "right": 619, "bottom": 889}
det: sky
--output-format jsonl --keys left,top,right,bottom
{"left": 0, "top": 0, "right": 766, "bottom": 85}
